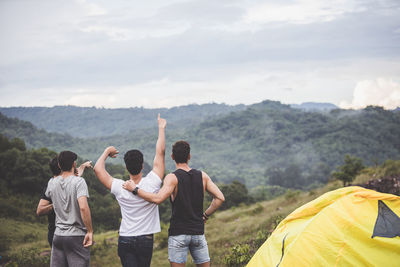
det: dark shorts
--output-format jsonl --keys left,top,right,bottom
{"left": 118, "top": 234, "right": 154, "bottom": 267}
{"left": 51, "top": 235, "right": 90, "bottom": 267}
{"left": 48, "top": 228, "right": 55, "bottom": 247}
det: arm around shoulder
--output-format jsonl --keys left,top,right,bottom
{"left": 143, "top": 173, "right": 176, "bottom": 204}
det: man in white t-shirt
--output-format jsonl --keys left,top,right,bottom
{"left": 93, "top": 114, "right": 166, "bottom": 267}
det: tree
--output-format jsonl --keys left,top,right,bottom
{"left": 332, "top": 155, "right": 364, "bottom": 186}
{"left": 306, "top": 163, "right": 331, "bottom": 184}
{"left": 219, "top": 180, "right": 253, "bottom": 210}
{"left": 266, "top": 167, "right": 284, "bottom": 187}
{"left": 266, "top": 164, "right": 304, "bottom": 189}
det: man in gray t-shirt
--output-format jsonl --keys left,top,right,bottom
{"left": 45, "top": 151, "right": 93, "bottom": 267}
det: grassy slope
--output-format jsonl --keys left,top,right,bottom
{"left": 4, "top": 159, "right": 399, "bottom": 266}
{"left": 92, "top": 179, "right": 341, "bottom": 266}
{"left": 0, "top": 218, "right": 49, "bottom": 253}
{"left": 1, "top": 180, "right": 344, "bottom": 266}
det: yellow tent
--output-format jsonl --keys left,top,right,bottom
{"left": 247, "top": 186, "right": 400, "bottom": 267}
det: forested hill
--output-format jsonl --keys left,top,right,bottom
{"left": 184, "top": 102, "right": 400, "bottom": 187}
{"left": 1, "top": 101, "right": 400, "bottom": 189}
{"left": 0, "top": 102, "right": 337, "bottom": 138}
{"left": 0, "top": 104, "right": 246, "bottom": 138}
{"left": 290, "top": 102, "right": 338, "bottom": 111}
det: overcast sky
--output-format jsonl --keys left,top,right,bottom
{"left": 1, "top": 0, "right": 399, "bottom": 109}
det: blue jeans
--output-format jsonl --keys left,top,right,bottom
{"left": 118, "top": 235, "right": 154, "bottom": 267}
{"left": 168, "top": 235, "right": 210, "bottom": 264}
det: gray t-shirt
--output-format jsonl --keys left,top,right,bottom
{"left": 45, "top": 175, "right": 89, "bottom": 236}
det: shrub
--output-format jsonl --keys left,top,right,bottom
{"left": 253, "top": 229, "right": 271, "bottom": 249}
{"left": 254, "top": 214, "right": 284, "bottom": 247}
{"left": 223, "top": 244, "right": 251, "bottom": 266}
{"left": 249, "top": 204, "right": 264, "bottom": 215}
{"left": 7, "top": 247, "right": 50, "bottom": 267}
{"left": 224, "top": 214, "right": 284, "bottom": 266}
{"left": 284, "top": 189, "right": 301, "bottom": 202}
{"left": 90, "top": 238, "right": 115, "bottom": 256}
{"left": 154, "top": 223, "right": 169, "bottom": 249}
{"left": 0, "top": 236, "right": 10, "bottom": 253}
{"left": 382, "top": 160, "right": 400, "bottom": 177}
{"left": 23, "top": 233, "right": 38, "bottom": 243}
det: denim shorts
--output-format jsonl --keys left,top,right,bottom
{"left": 168, "top": 234, "right": 210, "bottom": 264}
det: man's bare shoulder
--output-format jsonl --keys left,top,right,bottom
{"left": 166, "top": 172, "right": 175, "bottom": 177}
{"left": 165, "top": 172, "right": 178, "bottom": 182}
{"left": 201, "top": 171, "right": 211, "bottom": 180}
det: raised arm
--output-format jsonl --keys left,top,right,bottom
{"left": 78, "top": 196, "right": 93, "bottom": 247}
{"left": 123, "top": 173, "right": 177, "bottom": 204}
{"left": 152, "top": 114, "right": 167, "bottom": 179}
{"left": 76, "top": 161, "right": 92, "bottom": 177}
{"left": 36, "top": 199, "right": 53, "bottom": 216}
{"left": 203, "top": 171, "right": 225, "bottom": 220}
{"left": 93, "top": 146, "right": 118, "bottom": 190}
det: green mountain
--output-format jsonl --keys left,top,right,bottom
{"left": 0, "top": 104, "right": 245, "bottom": 138}
{"left": 1, "top": 101, "right": 400, "bottom": 189}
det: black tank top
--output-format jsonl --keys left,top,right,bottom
{"left": 168, "top": 168, "right": 204, "bottom": 236}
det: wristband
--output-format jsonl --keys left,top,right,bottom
{"left": 203, "top": 212, "right": 209, "bottom": 219}
{"left": 132, "top": 186, "right": 139, "bottom": 195}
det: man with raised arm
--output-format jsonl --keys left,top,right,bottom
{"left": 123, "top": 140, "right": 225, "bottom": 267}
{"left": 93, "top": 114, "right": 166, "bottom": 267}
{"left": 45, "top": 151, "right": 93, "bottom": 267}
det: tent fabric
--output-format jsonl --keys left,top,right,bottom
{"left": 372, "top": 200, "right": 400, "bottom": 238}
{"left": 247, "top": 186, "right": 400, "bottom": 267}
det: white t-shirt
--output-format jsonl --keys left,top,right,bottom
{"left": 111, "top": 171, "right": 162, "bottom": 236}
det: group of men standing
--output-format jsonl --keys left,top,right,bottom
{"left": 36, "top": 114, "right": 225, "bottom": 267}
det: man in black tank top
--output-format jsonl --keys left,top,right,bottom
{"left": 123, "top": 140, "right": 225, "bottom": 267}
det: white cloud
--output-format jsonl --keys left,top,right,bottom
{"left": 51, "top": 67, "right": 350, "bottom": 108}
{"left": 79, "top": 22, "right": 190, "bottom": 41}
{"left": 340, "top": 78, "right": 400, "bottom": 109}
{"left": 41, "top": 73, "right": 295, "bottom": 108}
{"left": 1, "top": 0, "right": 400, "bottom": 108}
{"left": 75, "top": 0, "right": 107, "bottom": 16}
{"left": 65, "top": 93, "right": 117, "bottom": 107}
{"left": 80, "top": 25, "right": 132, "bottom": 41}
{"left": 1, "top": 59, "right": 398, "bottom": 109}
{"left": 243, "top": 0, "right": 367, "bottom": 25}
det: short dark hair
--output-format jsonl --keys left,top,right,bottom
{"left": 124, "top": 150, "right": 143, "bottom": 175}
{"left": 58, "top": 151, "right": 77, "bottom": 172}
{"left": 49, "top": 157, "right": 61, "bottom": 176}
{"left": 172, "top": 141, "right": 190, "bottom": 163}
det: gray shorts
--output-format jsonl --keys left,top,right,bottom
{"left": 168, "top": 234, "right": 210, "bottom": 264}
{"left": 51, "top": 235, "right": 90, "bottom": 267}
